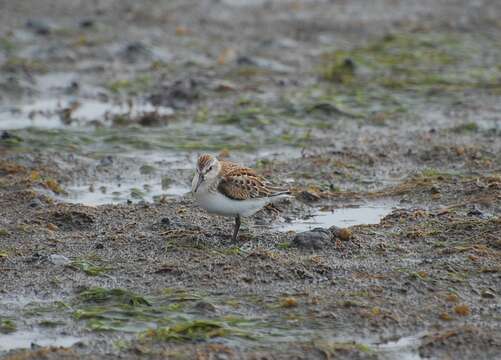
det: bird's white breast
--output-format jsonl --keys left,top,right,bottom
{"left": 194, "top": 187, "right": 269, "bottom": 217}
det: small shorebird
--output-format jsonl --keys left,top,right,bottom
{"left": 192, "top": 154, "right": 290, "bottom": 242}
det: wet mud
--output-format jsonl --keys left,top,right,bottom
{"left": 1, "top": 0, "right": 501, "bottom": 359}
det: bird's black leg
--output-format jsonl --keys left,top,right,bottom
{"left": 232, "top": 215, "right": 241, "bottom": 242}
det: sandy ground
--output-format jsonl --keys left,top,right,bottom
{"left": 1, "top": 0, "right": 501, "bottom": 359}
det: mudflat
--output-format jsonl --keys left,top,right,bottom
{"left": 1, "top": 1, "right": 501, "bottom": 359}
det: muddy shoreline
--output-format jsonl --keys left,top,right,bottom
{"left": 1, "top": 0, "right": 501, "bottom": 359}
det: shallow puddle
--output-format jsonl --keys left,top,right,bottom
{"left": 51, "top": 151, "right": 192, "bottom": 205}
{"left": 0, "top": 330, "right": 82, "bottom": 352}
{"left": 0, "top": 98, "right": 173, "bottom": 130}
{"left": 375, "top": 333, "right": 424, "bottom": 360}
{"left": 59, "top": 181, "right": 189, "bottom": 206}
{"left": 278, "top": 201, "right": 397, "bottom": 232}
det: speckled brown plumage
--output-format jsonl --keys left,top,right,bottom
{"left": 217, "top": 160, "right": 286, "bottom": 200}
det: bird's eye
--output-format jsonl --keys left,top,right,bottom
{"left": 208, "top": 166, "right": 213, "bottom": 171}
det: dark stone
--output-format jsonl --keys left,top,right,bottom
{"left": 26, "top": 19, "right": 52, "bottom": 35}
{"left": 149, "top": 78, "right": 200, "bottom": 109}
{"left": 430, "top": 185, "right": 441, "bottom": 194}
{"left": 160, "top": 217, "right": 171, "bottom": 226}
{"left": 79, "top": 19, "right": 95, "bottom": 28}
{"left": 137, "top": 112, "right": 169, "bottom": 127}
{"left": 26, "top": 252, "right": 43, "bottom": 263}
{"left": 481, "top": 290, "right": 496, "bottom": 299}
{"left": 292, "top": 228, "right": 332, "bottom": 249}
{"left": 236, "top": 56, "right": 255, "bottom": 66}
{"left": 467, "top": 207, "right": 483, "bottom": 217}
{"left": 51, "top": 211, "right": 94, "bottom": 231}
{"left": 120, "top": 41, "right": 152, "bottom": 63}
{"left": 193, "top": 301, "right": 217, "bottom": 313}
{"left": 342, "top": 58, "right": 356, "bottom": 71}
{"left": 29, "top": 198, "right": 43, "bottom": 208}
{"left": 98, "top": 155, "right": 113, "bottom": 167}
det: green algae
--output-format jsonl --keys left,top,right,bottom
{"left": 0, "top": 37, "right": 16, "bottom": 53}
{"left": 67, "top": 287, "right": 312, "bottom": 345}
{"left": 321, "top": 33, "right": 455, "bottom": 85}
{"left": 78, "top": 288, "right": 151, "bottom": 306}
{"left": 143, "top": 319, "right": 255, "bottom": 342}
{"left": 0, "top": 319, "right": 16, "bottom": 334}
{"left": 1, "top": 57, "right": 48, "bottom": 73}
{"left": 38, "top": 320, "right": 65, "bottom": 327}
{"left": 108, "top": 75, "right": 153, "bottom": 94}
{"left": 451, "top": 122, "right": 479, "bottom": 133}
{"left": 314, "top": 339, "right": 374, "bottom": 355}
{"left": 320, "top": 32, "right": 501, "bottom": 98}
{"left": 69, "top": 259, "right": 113, "bottom": 276}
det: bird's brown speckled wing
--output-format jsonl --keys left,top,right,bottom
{"left": 217, "top": 161, "right": 280, "bottom": 200}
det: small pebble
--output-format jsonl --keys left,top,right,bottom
{"left": 48, "top": 254, "right": 71, "bottom": 266}
{"left": 430, "top": 185, "right": 441, "bottom": 194}
{"left": 79, "top": 19, "right": 94, "bottom": 28}
{"left": 481, "top": 290, "right": 496, "bottom": 299}
{"left": 193, "top": 301, "right": 217, "bottom": 313}
{"left": 99, "top": 155, "right": 113, "bottom": 167}
{"left": 467, "top": 207, "right": 483, "bottom": 217}
{"left": 29, "top": 198, "right": 44, "bottom": 208}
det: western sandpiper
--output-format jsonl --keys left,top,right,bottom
{"left": 192, "top": 154, "right": 290, "bottom": 242}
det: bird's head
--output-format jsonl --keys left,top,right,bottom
{"left": 192, "top": 154, "right": 220, "bottom": 193}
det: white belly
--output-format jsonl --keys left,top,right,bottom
{"left": 194, "top": 190, "right": 269, "bottom": 217}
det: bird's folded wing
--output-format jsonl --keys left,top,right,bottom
{"left": 218, "top": 169, "right": 273, "bottom": 200}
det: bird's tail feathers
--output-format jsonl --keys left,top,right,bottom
{"left": 269, "top": 190, "right": 292, "bottom": 203}
{"left": 270, "top": 190, "right": 291, "bottom": 197}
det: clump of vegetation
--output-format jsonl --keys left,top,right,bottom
{"left": 320, "top": 32, "right": 501, "bottom": 92}
{"left": 108, "top": 75, "right": 153, "bottom": 94}
{"left": 78, "top": 287, "right": 151, "bottom": 306}
{"left": 215, "top": 106, "right": 271, "bottom": 127}
{"left": 143, "top": 319, "right": 253, "bottom": 342}
{"left": 314, "top": 339, "right": 373, "bottom": 356}
{"left": 163, "top": 288, "right": 203, "bottom": 302}
{"left": 38, "top": 320, "right": 65, "bottom": 327}
{"left": 69, "top": 259, "right": 112, "bottom": 276}
{"left": 451, "top": 122, "right": 479, "bottom": 134}
{"left": 112, "top": 112, "right": 171, "bottom": 127}
{"left": 420, "top": 168, "right": 455, "bottom": 179}
{"left": 72, "top": 288, "right": 154, "bottom": 331}
{"left": 130, "top": 187, "right": 146, "bottom": 199}
{"left": 139, "top": 164, "right": 156, "bottom": 175}
{"left": 1, "top": 57, "right": 47, "bottom": 73}
{"left": 280, "top": 297, "right": 298, "bottom": 308}
{"left": 321, "top": 58, "right": 356, "bottom": 83}
{"left": 0, "top": 37, "right": 15, "bottom": 53}
{"left": 0, "top": 318, "right": 16, "bottom": 334}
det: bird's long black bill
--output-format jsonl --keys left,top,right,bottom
{"left": 194, "top": 175, "right": 204, "bottom": 193}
